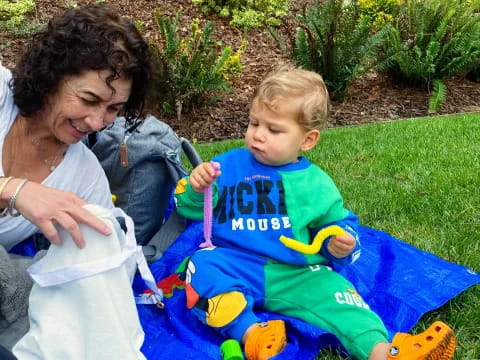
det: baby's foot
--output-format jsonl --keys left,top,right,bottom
{"left": 244, "top": 320, "right": 287, "bottom": 360}
{"left": 388, "top": 321, "right": 455, "bottom": 360}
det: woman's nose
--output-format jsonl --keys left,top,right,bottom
{"left": 84, "top": 107, "right": 107, "bottom": 131}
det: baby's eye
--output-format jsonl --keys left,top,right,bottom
{"left": 269, "top": 127, "right": 280, "bottom": 134}
{"left": 248, "top": 119, "right": 259, "bottom": 126}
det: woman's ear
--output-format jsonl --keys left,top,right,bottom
{"left": 301, "top": 129, "right": 320, "bottom": 151}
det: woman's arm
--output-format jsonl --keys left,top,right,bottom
{"left": 0, "top": 178, "right": 112, "bottom": 248}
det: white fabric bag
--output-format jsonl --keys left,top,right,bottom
{"left": 13, "top": 204, "right": 161, "bottom": 360}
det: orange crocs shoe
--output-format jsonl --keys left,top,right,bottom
{"left": 244, "top": 320, "right": 287, "bottom": 360}
{"left": 388, "top": 321, "right": 456, "bottom": 360}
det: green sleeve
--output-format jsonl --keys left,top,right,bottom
{"left": 174, "top": 176, "right": 218, "bottom": 220}
{"left": 281, "top": 165, "right": 348, "bottom": 245}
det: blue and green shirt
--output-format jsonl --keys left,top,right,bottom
{"left": 175, "top": 148, "right": 360, "bottom": 267}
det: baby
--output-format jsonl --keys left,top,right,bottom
{"left": 174, "top": 65, "right": 455, "bottom": 360}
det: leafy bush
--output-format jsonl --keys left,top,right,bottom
{"left": 218, "top": 39, "right": 248, "bottom": 79}
{"left": 192, "top": 0, "right": 290, "bottom": 30}
{"left": 380, "top": 0, "right": 480, "bottom": 112}
{"left": 6, "top": 21, "right": 43, "bottom": 37}
{"left": 428, "top": 79, "right": 446, "bottom": 113}
{"left": 149, "top": 11, "right": 246, "bottom": 120}
{"left": 271, "top": 0, "right": 391, "bottom": 101}
{"left": 0, "top": 0, "right": 35, "bottom": 30}
{"left": 358, "top": 0, "right": 400, "bottom": 30}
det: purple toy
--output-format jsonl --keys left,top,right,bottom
{"left": 199, "top": 161, "right": 221, "bottom": 248}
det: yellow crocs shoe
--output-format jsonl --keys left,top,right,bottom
{"left": 388, "top": 321, "right": 456, "bottom": 360}
{"left": 244, "top": 320, "right": 287, "bottom": 360}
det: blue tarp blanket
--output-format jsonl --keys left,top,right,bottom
{"left": 134, "top": 222, "right": 480, "bottom": 360}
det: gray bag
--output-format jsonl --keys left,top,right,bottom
{"left": 86, "top": 115, "right": 202, "bottom": 262}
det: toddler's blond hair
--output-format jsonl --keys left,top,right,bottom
{"left": 253, "top": 64, "right": 330, "bottom": 131}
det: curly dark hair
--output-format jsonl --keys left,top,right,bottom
{"left": 11, "top": 4, "right": 152, "bottom": 121}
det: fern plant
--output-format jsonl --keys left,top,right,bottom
{"left": 150, "top": 11, "right": 241, "bottom": 120}
{"left": 380, "top": 0, "right": 480, "bottom": 111}
{"left": 271, "top": 0, "right": 392, "bottom": 101}
{"left": 428, "top": 79, "right": 447, "bottom": 113}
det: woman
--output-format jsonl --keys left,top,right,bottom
{"left": 0, "top": 4, "right": 151, "bottom": 248}
{"left": 0, "top": 3, "right": 151, "bottom": 349}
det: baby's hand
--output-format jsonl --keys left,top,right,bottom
{"left": 327, "top": 232, "right": 356, "bottom": 259}
{"left": 189, "top": 162, "right": 222, "bottom": 193}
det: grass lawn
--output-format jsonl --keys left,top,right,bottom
{"left": 193, "top": 113, "right": 480, "bottom": 359}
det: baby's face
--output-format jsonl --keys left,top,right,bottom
{"left": 245, "top": 98, "right": 311, "bottom": 166}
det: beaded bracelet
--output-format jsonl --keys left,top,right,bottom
{"left": 8, "top": 178, "right": 29, "bottom": 217}
{"left": 0, "top": 176, "right": 14, "bottom": 217}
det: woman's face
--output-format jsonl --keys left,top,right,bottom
{"left": 39, "top": 70, "right": 132, "bottom": 144}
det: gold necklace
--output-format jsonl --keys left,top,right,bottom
{"left": 27, "top": 127, "right": 66, "bottom": 172}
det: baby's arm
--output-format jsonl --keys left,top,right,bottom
{"left": 327, "top": 231, "right": 356, "bottom": 258}
{"left": 174, "top": 162, "right": 221, "bottom": 220}
{"left": 319, "top": 214, "right": 361, "bottom": 267}
{"left": 189, "top": 162, "right": 222, "bottom": 193}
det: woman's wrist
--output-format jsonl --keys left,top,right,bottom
{"left": 0, "top": 176, "right": 13, "bottom": 216}
{"left": 8, "top": 178, "right": 29, "bottom": 217}
{"left": 0, "top": 176, "right": 14, "bottom": 199}
{"left": 0, "top": 177, "right": 29, "bottom": 216}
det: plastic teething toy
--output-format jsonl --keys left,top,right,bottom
{"left": 199, "top": 161, "right": 221, "bottom": 248}
{"left": 220, "top": 339, "right": 244, "bottom": 360}
{"left": 279, "top": 225, "right": 346, "bottom": 254}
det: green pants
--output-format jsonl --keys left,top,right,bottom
{"left": 186, "top": 247, "right": 388, "bottom": 360}
{"left": 265, "top": 262, "right": 388, "bottom": 359}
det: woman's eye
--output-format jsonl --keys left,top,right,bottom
{"left": 107, "top": 106, "right": 121, "bottom": 113}
{"left": 81, "top": 98, "right": 97, "bottom": 105}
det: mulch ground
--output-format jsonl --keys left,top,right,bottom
{"left": 2, "top": 0, "right": 480, "bottom": 142}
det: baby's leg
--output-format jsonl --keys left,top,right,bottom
{"left": 185, "top": 247, "right": 287, "bottom": 359}
{"left": 185, "top": 247, "right": 264, "bottom": 341}
{"left": 263, "top": 263, "right": 455, "bottom": 360}
{"left": 371, "top": 321, "right": 455, "bottom": 360}
{"left": 263, "top": 262, "right": 388, "bottom": 360}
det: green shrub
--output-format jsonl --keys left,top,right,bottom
{"left": 428, "top": 79, "right": 446, "bottom": 113}
{"left": 0, "top": 0, "right": 35, "bottom": 30}
{"left": 149, "top": 11, "right": 246, "bottom": 120}
{"left": 7, "top": 21, "right": 43, "bottom": 37}
{"left": 358, "top": 0, "right": 400, "bottom": 30}
{"left": 380, "top": 0, "right": 480, "bottom": 111}
{"left": 192, "top": 0, "right": 289, "bottom": 30}
{"left": 218, "top": 39, "right": 248, "bottom": 79}
{"left": 63, "top": 1, "right": 78, "bottom": 9}
{"left": 271, "top": 0, "right": 391, "bottom": 101}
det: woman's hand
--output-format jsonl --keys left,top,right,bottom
{"left": 13, "top": 181, "right": 112, "bottom": 248}
{"left": 327, "top": 232, "right": 356, "bottom": 259}
{"left": 189, "top": 162, "right": 222, "bottom": 193}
